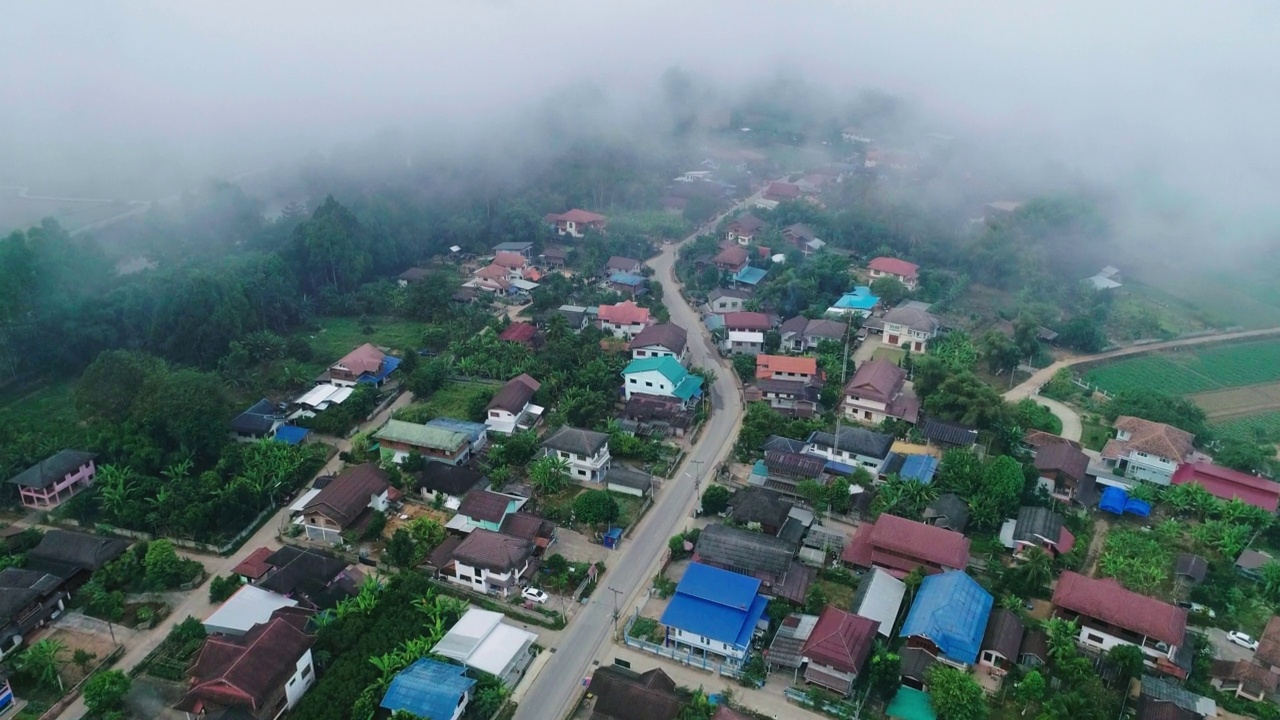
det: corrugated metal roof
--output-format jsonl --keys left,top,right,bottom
{"left": 899, "top": 571, "right": 992, "bottom": 665}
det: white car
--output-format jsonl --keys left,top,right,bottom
{"left": 1227, "top": 631, "right": 1259, "bottom": 651}
{"left": 521, "top": 587, "right": 549, "bottom": 604}
{"left": 1178, "top": 602, "right": 1217, "bottom": 619}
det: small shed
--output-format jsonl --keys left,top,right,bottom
{"left": 1175, "top": 554, "right": 1208, "bottom": 585}
{"left": 602, "top": 528, "right": 623, "bottom": 550}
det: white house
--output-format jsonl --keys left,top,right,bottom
{"left": 1052, "top": 572, "right": 1188, "bottom": 671}
{"left": 484, "top": 374, "right": 544, "bottom": 436}
{"left": 707, "top": 288, "right": 751, "bottom": 314}
{"left": 597, "top": 300, "right": 653, "bottom": 339}
{"left": 431, "top": 609, "right": 537, "bottom": 689}
{"left": 628, "top": 323, "right": 689, "bottom": 364}
{"left": 881, "top": 302, "right": 941, "bottom": 353}
{"left": 659, "top": 563, "right": 769, "bottom": 662}
{"left": 622, "top": 356, "right": 704, "bottom": 408}
{"left": 803, "top": 428, "right": 894, "bottom": 475}
{"left": 1101, "top": 416, "right": 1195, "bottom": 486}
{"left": 540, "top": 426, "right": 611, "bottom": 483}
{"left": 725, "top": 330, "right": 764, "bottom": 355}
{"left": 445, "top": 530, "right": 535, "bottom": 598}
{"left": 299, "top": 464, "right": 391, "bottom": 544}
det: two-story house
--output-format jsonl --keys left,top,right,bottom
{"left": 622, "top": 356, "right": 704, "bottom": 408}
{"left": 442, "top": 529, "right": 535, "bottom": 597}
{"left": 327, "top": 343, "right": 401, "bottom": 387}
{"left": 722, "top": 311, "right": 771, "bottom": 355}
{"left": 712, "top": 246, "right": 750, "bottom": 274}
{"left": 375, "top": 420, "right": 473, "bottom": 466}
{"left": 842, "top": 513, "right": 971, "bottom": 575}
{"left": 842, "top": 359, "right": 920, "bottom": 425}
{"left": 801, "top": 607, "right": 880, "bottom": 697}
{"left": 629, "top": 324, "right": 689, "bottom": 363}
{"left": 545, "top": 209, "right": 607, "bottom": 237}
{"left": 540, "top": 426, "right": 611, "bottom": 483}
{"left": 803, "top": 427, "right": 894, "bottom": 475}
{"left": 1051, "top": 571, "right": 1189, "bottom": 677}
{"left": 779, "top": 317, "right": 847, "bottom": 352}
{"left": 725, "top": 214, "right": 765, "bottom": 245}
{"left": 8, "top": 450, "right": 97, "bottom": 510}
{"left": 450, "top": 490, "right": 526, "bottom": 534}
{"left": 0, "top": 568, "right": 68, "bottom": 661}
{"left": 606, "top": 256, "right": 643, "bottom": 275}
{"left": 299, "top": 464, "right": 391, "bottom": 544}
{"left": 867, "top": 257, "right": 920, "bottom": 290}
{"left": 694, "top": 523, "right": 814, "bottom": 604}
{"left": 751, "top": 355, "right": 824, "bottom": 415}
{"left": 1033, "top": 442, "right": 1093, "bottom": 504}
{"left": 1101, "top": 416, "right": 1195, "bottom": 485}
{"left": 707, "top": 287, "right": 751, "bottom": 314}
{"left": 659, "top": 563, "right": 770, "bottom": 662}
{"left": 597, "top": 300, "right": 654, "bottom": 339}
{"left": 881, "top": 303, "right": 940, "bottom": 352}
{"left": 485, "top": 374, "right": 543, "bottom": 435}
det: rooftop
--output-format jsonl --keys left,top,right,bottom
{"left": 629, "top": 323, "right": 688, "bottom": 354}
{"left": 598, "top": 300, "right": 653, "bottom": 326}
{"left": 1170, "top": 461, "right": 1280, "bottom": 512}
{"left": 301, "top": 463, "right": 390, "bottom": 528}
{"left": 851, "top": 568, "right": 906, "bottom": 638}
{"left": 380, "top": 659, "right": 477, "bottom": 720}
{"left": 431, "top": 609, "right": 537, "bottom": 677}
{"left": 487, "top": 373, "right": 541, "bottom": 413}
{"left": 589, "top": 665, "right": 681, "bottom": 720}
{"left": 1052, "top": 572, "right": 1187, "bottom": 646}
{"left": 755, "top": 355, "right": 819, "bottom": 379}
{"left": 374, "top": 420, "right": 469, "bottom": 453}
{"left": 856, "top": 513, "right": 970, "bottom": 570}
{"left": 203, "top": 585, "right": 300, "bottom": 636}
{"left": 451, "top": 529, "right": 534, "bottom": 572}
{"left": 1111, "top": 416, "right": 1195, "bottom": 462}
{"left": 807, "top": 427, "right": 894, "bottom": 460}
{"left": 881, "top": 305, "right": 939, "bottom": 334}
{"left": 722, "top": 311, "right": 771, "bottom": 331}
{"left": 803, "top": 607, "right": 879, "bottom": 674}
{"left": 695, "top": 523, "right": 796, "bottom": 577}
{"left": 498, "top": 322, "right": 537, "bottom": 345}
{"left": 332, "top": 343, "right": 385, "bottom": 377}
{"left": 178, "top": 610, "right": 315, "bottom": 713}
{"left": 980, "top": 608, "right": 1025, "bottom": 662}
{"left": 920, "top": 419, "right": 978, "bottom": 447}
{"left": 541, "top": 426, "right": 610, "bottom": 457}
{"left": 899, "top": 571, "right": 993, "bottom": 665}
{"left": 26, "top": 530, "right": 128, "bottom": 578}
{"left": 868, "top": 256, "right": 920, "bottom": 279}
{"left": 8, "top": 450, "right": 97, "bottom": 489}
{"left": 1034, "top": 441, "right": 1090, "bottom": 482}
{"left": 659, "top": 562, "right": 769, "bottom": 649}
{"left": 845, "top": 359, "right": 906, "bottom": 403}
{"left": 457, "top": 490, "right": 518, "bottom": 524}
{"left": 413, "top": 464, "right": 487, "bottom": 497}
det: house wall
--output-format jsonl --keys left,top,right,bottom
{"left": 803, "top": 443, "right": 887, "bottom": 474}
{"left": 807, "top": 663, "right": 856, "bottom": 696}
{"left": 450, "top": 560, "right": 526, "bottom": 597}
{"left": 1066, "top": 616, "right": 1176, "bottom": 666}
{"left": 668, "top": 627, "right": 748, "bottom": 661}
{"left": 16, "top": 459, "right": 97, "bottom": 509}
{"left": 624, "top": 369, "right": 676, "bottom": 400}
{"left": 868, "top": 269, "right": 918, "bottom": 290}
{"left": 548, "top": 446, "right": 611, "bottom": 483}
{"left": 601, "top": 321, "right": 648, "bottom": 339}
{"left": 710, "top": 297, "right": 746, "bottom": 313}
{"left": 283, "top": 649, "right": 316, "bottom": 709}
{"left": 495, "top": 637, "right": 536, "bottom": 688}
{"left": 380, "top": 438, "right": 470, "bottom": 466}
{"left": 1120, "top": 451, "right": 1178, "bottom": 485}
{"left": 1212, "top": 678, "right": 1267, "bottom": 702}
{"left": 304, "top": 514, "right": 343, "bottom": 544}
{"left": 978, "top": 651, "right": 1013, "bottom": 675}
{"left": 632, "top": 345, "right": 685, "bottom": 363}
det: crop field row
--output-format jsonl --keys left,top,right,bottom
{"left": 1192, "top": 383, "right": 1280, "bottom": 419}
{"left": 1085, "top": 340, "right": 1280, "bottom": 396}
{"left": 1212, "top": 411, "right": 1280, "bottom": 444}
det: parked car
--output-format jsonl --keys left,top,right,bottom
{"left": 1177, "top": 601, "right": 1217, "bottom": 619}
{"left": 1228, "top": 630, "right": 1259, "bottom": 651}
{"left": 522, "top": 587, "right": 549, "bottom": 604}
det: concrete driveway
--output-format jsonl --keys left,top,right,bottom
{"left": 1204, "top": 628, "right": 1258, "bottom": 663}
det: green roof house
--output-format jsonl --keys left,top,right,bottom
{"left": 375, "top": 420, "right": 472, "bottom": 466}
{"left": 622, "top": 356, "right": 704, "bottom": 408}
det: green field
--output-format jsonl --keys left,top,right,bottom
{"left": 394, "top": 381, "right": 497, "bottom": 424}
{"left": 1084, "top": 340, "right": 1280, "bottom": 396}
{"left": 298, "top": 316, "right": 429, "bottom": 372}
{"left": 0, "top": 378, "right": 84, "bottom": 444}
{"left": 1212, "top": 412, "right": 1280, "bottom": 443}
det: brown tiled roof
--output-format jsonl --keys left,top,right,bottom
{"left": 498, "top": 322, "right": 537, "bottom": 345}
{"left": 881, "top": 306, "right": 939, "bottom": 334}
{"left": 332, "top": 343, "right": 384, "bottom": 376}
{"left": 302, "top": 464, "right": 390, "bottom": 529}
{"left": 629, "top": 324, "right": 688, "bottom": 355}
{"left": 712, "top": 246, "right": 749, "bottom": 267}
{"left": 755, "top": 355, "right": 818, "bottom": 379}
{"left": 493, "top": 251, "right": 527, "bottom": 269}
{"left": 728, "top": 487, "right": 793, "bottom": 529}
{"left": 1113, "top": 416, "right": 1195, "bottom": 462}
{"left": 845, "top": 359, "right": 905, "bottom": 404}
{"left": 487, "top": 373, "right": 541, "bottom": 413}
{"left": 177, "top": 610, "right": 315, "bottom": 712}
{"left": 1033, "top": 441, "right": 1090, "bottom": 482}
{"left": 1024, "top": 430, "right": 1082, "bottom": 450}
{"left": 231, "top": 547, "right": 275, "bottom": 581}
{"left": 1052, "top": 572, "right": 1187, "bottom": 646}
{"left": 1137, "top": 696, "right": 1197, "bottom": 720}
{"left": 452, "top": 530, "right": 534, "bottom": 573}
{"left": 727, "top": 214, "right": 765, "bottom": 234}
{"left": 556, "top": 209, "right": 607, "bottom": 224}
{"left": 763, "top": 450, "right": 826, "bottom": 479}
{"left": 801, "top": 607, "right": 879, "bottom": 673}
{"left": 542, "top": 426, "right": 609, "bottom": 457}
{"left": 606, "top": 256, "right": 641, "bottom": 272}
{"left": 1255, "top": 615, "right": 1280, "bottom": 666}
{"left": 1209, "top": 659, "right": 1278, "bottom": 696}
{"left": 589, "top": 665, "right": 680, "bottom": 720}
{"left": 499, "top": 512, "right": 555, "bottom": 544}
{"left": 722, "top": 311, "right": 771, "bottom": 331}
{"left": 598, "top": 300, "right": 652, "bottom": 326}
{"left": 457, "top": 490, "right": 513, "bottom": 523}
{"left": 980, "top": 608, "right": 1024, "bottom": 662}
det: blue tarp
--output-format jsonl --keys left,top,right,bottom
{"left": 661, "top": 563, "right": 769, "bottom": 649}
{"left": 272, "top": 425, "right": 309, "bottom": 445}
{"left": 1100, "top": 487, "right": 1128, "bottom": 514}
{"left": 609, "top": 272, "right": 646, "bottom": 287}
{"left": 380, "top": 659, "right": 475, "bottom": 720}
{"left": 1125, "top": 498, "right": 1152, "bottom": 517}
{"left": 358, "top": 354, "right": 402, "bottom": 385}
{"left": 899, "top": 571, "right": 992, "bottom": 665}
{"left": 900, "top": 455, "right": 939, "bottom": 484}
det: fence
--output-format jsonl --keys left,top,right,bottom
{"left": 623, "top": 496, "right": 654, "bottom": 540}
{"left": 782, "top": 687, "right": 860, "bottom": 719}
{"left": 425, "top": 578, "right": 564, "bottom": 629}
{"left": 55, "top": 502, "right": 278, "bottom": 556}
{"left": 620, "top": 613, "right": 745, "bottom": 679}
{"left": 1070, "top": 377, "right": 1114, "bottom": 399}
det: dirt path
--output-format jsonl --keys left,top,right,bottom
{"left": 1082, "top": 515, "right": 1112, "bottom": 576}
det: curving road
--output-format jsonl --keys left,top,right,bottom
{"left": 1004, "top": 326, "right": 1280, "bottom": 442}
{"left": 510, "top": 190, "right": 774, "bottom": 720}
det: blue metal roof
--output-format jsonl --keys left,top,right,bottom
{"left": 272, "top": 425, "right": 309, "bottom": 445}
{"left": 358, "top": 354, "right": 402, "bottom": 384}
{"left": 832, "top": 286, "right": 880, "bottom": 311}
{"left": 660, "top": 563, "right": 769, "bottom": 648}
{"left": 380, "top": 659, "right": 475, "bottom": 720}
{"left": 609, "top": 272, "right": 646, "bottom": 286}
{"left": 899, "top": 571, "right": 992, "bottom": 665}
{"left": 734, "top": 266, "right": 768, "bottom": 285}
{"left": 704, "top": 314, "right": 725, "bottom": 332}
{"left": 426, "top": 417, "right": 488, "bottom": 444}
{"left": 825, "top": 460, "right": 858, "bottom": 475}
{"left": 900, "top": 455, "right": 938, "bottom": 484}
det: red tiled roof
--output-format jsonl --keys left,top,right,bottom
{"left": 712, "top": 246, "right": 749, "bottom": 267}
{"left": 333, "top": 343, "right": 384, "bottom": 376}
{"left": 493, "top": 251, "right": 527, "bottom": 269}
{"left": 723, "top": 311, "right": 771, "bottom": 331}
{"left": 1171, "top": 462, "right": 1280, "bottom": 512}
{"left": 1024, "top": 430, "right": 1082, "bottom": 450}
{"left": 842, "top": 514, "right": 969, "bottom": 571}
{"left": 801, "top": 607, "right": 879, "bottom": 673}
{"left": 475, "top": 264, "right": 509, "bottom": 280}
{"left": 755, "top": 355, "right": 819, "bottom": 379}
{"left": 551, "top": 209, "right": 606, "bottom": 224}
{"left": 1113, "top": 416, "right": 1195, "bottom": 462}
{"left": 1256, "top": 615, "right": 1280, "bottom": 666}
{"left": 231, "top": 547, "right": 275, "bottom": 581}
{"left": 1052, "top": 571, "right": 1187, "bottom": 646}
{"left": 845, "top": 359, "right": 905, "bottom": 404}
{"left": 868, "top": 257, "right": 920, "bottom": 279}
{"left": 598, "top": 300, "right": 653, "bottom": 326}
{"left": 498, "top": 322, "right": 537, "bottom": 346}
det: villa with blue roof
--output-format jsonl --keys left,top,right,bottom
{"left": 608, "top": 272, "right": 648, "bottom": 297}
{"left": 660, "top": 562, "right": 769, "bottom": 662}
{"left": 826, "top": 286, "right": 880, "bottom": 318}
{"left": 900, "top": 571, "right": 993, "bottom": 669}
{"left": 623, "top": 356, "right": 703, "bottom": 408}
{"left": 380, "top": 658, "right": 476, "bottom": 720}
{"left": 327, "top": 343, "right": 401, "bottom": 387}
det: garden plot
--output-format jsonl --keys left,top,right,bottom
{"left": 1192, "top": 382, "right": 1280, "bottom": 421}
{"left": 1085, "top": 339, "right": 1280, "bottom": 396}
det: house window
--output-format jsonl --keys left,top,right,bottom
{"left": 645, "top": 381, "right": 653, "bottom": 387}
{"left": 578, "top": 469, "right": 587, "bottom": 477}
{"left": 1086, "top": 633, "right": 1104, "bottom": 644}
{"left": 628, "top": 378, "right": 636, "bottom": 384}
{"left": 301, "top": 665, "right": 313, "bottom": 679}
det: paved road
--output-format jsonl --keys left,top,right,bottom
{"left": 1025, "top": 395, "right": 1083, "bottom": 442}
{"left": 54, "top": 391, "right": 414, "bottom": 719}
{"left": 512, "top": 190, "right": 773, "bottom": 720}
{"left": 1203, "top": 627, "right": 1257, "bottom": 664}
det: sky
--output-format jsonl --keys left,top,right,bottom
{"left": 2, "top": 0, "right": 1279, "bottom": 245}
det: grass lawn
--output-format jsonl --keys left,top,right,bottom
{"left": 1080, "top": 415, "right": 1111, "bottom": 451}
{"left": 394, "top": 381, "right": 497, "bottom": 424}
{"left": 815, "top": 579, "right": 855, "bottom": 611}
{"left": 298, "top": 315, "right": 430, "bottom": 369}
{"left": 613, "top": 492, "right": 646, "bottom": 528}
{"left": 871, "top": 346, "right": 906, "bottom": 364}
{"left": 0, "top": 377, "right": 85, "bottom": 444}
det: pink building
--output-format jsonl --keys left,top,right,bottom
{"left": 8, "top": 450, "right": 98, "bottom": 509}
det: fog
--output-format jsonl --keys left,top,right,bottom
{"left": 3, "top": 1, "right": 1279, "bottom": 254}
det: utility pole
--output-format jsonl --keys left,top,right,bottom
{"left": 689, "top": 459, "right": 704, "bottom": 489}
{"left": 607, "top": 586, "right": 624, "bottom": 635}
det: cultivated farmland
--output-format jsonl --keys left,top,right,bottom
{"left": 1213, "top": 412, "right": 1280, "bottom": 444}
{"left": 1084, "top": 340, "right": 1280, "bottom": 396}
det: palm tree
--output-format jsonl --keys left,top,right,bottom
{"left": 1044, "top": 617, "right": 1080, "bottom": 666}
{"left": 16, "top": 638, "right": 68, "bottom": 691}
{"left": 1019, "top": 547, "right": 1054, "bottom": 594}
{"left": 529, "top": 456, "right": 569, "bottom": 495}
{"left": 546, "top": 314, "right": 569, "bottom": 343}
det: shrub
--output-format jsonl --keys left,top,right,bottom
{"left": 82, "top": 670, "right": 131, "bottom": 717}
{"left": 208, "top": 575, "right": 242, "bottom": 603}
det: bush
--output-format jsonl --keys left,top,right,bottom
{"left": 208, "top": 574, "right": 242, "bottom": 603}
{"left": 572, "top": 490, "right": 620, "bottom": 527}
{"left": 700, "top": 484, "right": 731, "bottom": 515}
{"left": 363, "top": 510, "right": 388, "bottom": 540}
{"left": 82, "top": 670, "right": 131, "bottom": 717}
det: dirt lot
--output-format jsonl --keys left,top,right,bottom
{"left": 37, "top": 627, "right": 121, "bottom": 688}
{"left": 1192, "top": 381, "right": 1280, "bottom": 420}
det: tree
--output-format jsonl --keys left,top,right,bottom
{"left": 528, "top": 455, "right": 570, "bottom": 495}
{"left": 935, "top": 448, "right": 983, "bottom": 494}
{"left": 866, "top": 643, "right": 901, "bottom": 703}
{"left": 922, "top": 372, "right": 1009, "bottom": 430}
{"left": 1017, "top": 547, "right": 1054, "bottom": 596}
{"left": 143, "top": 539, "right": 188, "bottom": 590}
{"left": 385, "top": 528, "right": 417, "bottom": 569}
{"left": 75, "top": 350, "right": 167, "bottom": 423}
{"left": 573, "top": 490, "right": 620, "bottom": 526}
{"left": 362, "top": 510, "right": 387, "bottom": 540}
{"left": 82, "top": 670, "right": 131, "bottom": 717}
{"left": 700, "top": 484, "right": 732, "bottom": 516}
{"left": 929, "top": 331, "right": 979, "bottom": 372}
{"left": 804, "top": 583, "right": 828, "bottom": 614}
{"left": 968, "top": 456, "right": 1025, "bottom": 531}
{"left": 870, "top": 276, "right": 910, "bottom": 306}
{"left": 1058, "top": 315, "right": 1107, "bottom": 352}
{"left": 15, "top": 638, "right": 67, "bottom": 691}
{"left": 1014, "top": 669, "right": 1045, "bottom": 714}
{"left": 208, "top": 574, "right": 241, "bottom": 603}
{"left": 979, "top": 330, "right": 1021, "bottom": 375}
{"left": 1214, "top": 438, "right": 1273, "bottom": 475}
{"left": 925, "top": 665, "right": 987, "bottom": 720}
{"left": 731, "top": 354, "right": 756, "bottom": 382}
{"left": 1106, "top": 644, "right": 1145, "bottom": 686}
